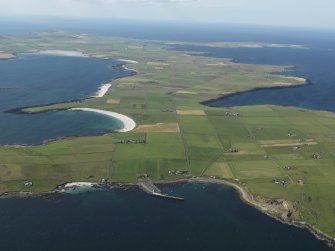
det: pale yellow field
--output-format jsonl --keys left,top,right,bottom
{"left": 260, "top": 141, "right": 318, "bottom": 148}
{"left": 176, "top": 110, "right": 206, "bottom": 115}
{"left": 176, "top": 90, "right": 198, "bottom": 95}
{"left": 134, "top": 123, "right": 180, "bottom": 133}
{"left": 205, "top": 162, "right": 234, "bottom": 179}
{"left": 107, "top": 99, "right": 121, "bottom": 104}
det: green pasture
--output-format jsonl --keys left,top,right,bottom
{"left": 0, "top": 32, "right": 335, "bottom": 236}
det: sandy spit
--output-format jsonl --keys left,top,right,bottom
{"left": 117, "top": 59, "right": 139, "bottom": 64}
{"left": 70, "top": 108, "right": 136, "bottom": 132}
{"left": 37, "top": 50, "right": 88, "bottom": 57}
{"left": 94, "top": 83, "right": 112, "bottom": 98}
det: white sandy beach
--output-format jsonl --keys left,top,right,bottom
{"left": 93, "top": 59, "right": 138, "bottom": 98}
{"left": 121, "top": 65, "right": 139, "bottom": 74}
{"left": 64, "top": 182, "right": 95, "bottom": 188}
{"left": 66, "top": 56, "right": 137, "bottom": 133}
{"left": 117, "top": 59, "right": 139, "bottom": 64}
{"left": 94, "top": 83, "right": 112, "bottom": 97}
{"left": 37, "top": 50, "right": 88, "bottom": 57}
{"left": 70, "top": 108, "right": 136, "bottom": 132}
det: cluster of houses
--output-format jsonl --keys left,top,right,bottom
{"left": 273, "top": 179, "right": 289, "bottom": 187}
{"left": 224, "top": 148, "right": 239, "bottom": 153}
{"left": 24, "top": 180, "right": 33, "bottom": 187}
{"left": 169, "top": 170, "right": 190, "bottom": 176}
{"left": 138, "top": 173, "right": 150, "bottom": 179}
{"left": 163, "top": 109, "right": 176, "bottom": 113}
{"left": 118, "top": 139, "right": 146, "bottom": 144}
{"left": 312, "top": 152, "right": 322, "bottom": 159}
{"left": 284, "top": 166, "right": 294, "bottom": 171}
{"left": 101, "top": 178, "right": 109, "bottom": 183}
{"left": 225, "top": 111, "right": 240, "bottom": 117}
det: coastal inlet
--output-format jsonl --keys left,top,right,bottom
{"left": 0, "top": 183, "right": 331, "bottom": 251}
{"left": 0, "top": 53, "right": 135, "bottom": 145}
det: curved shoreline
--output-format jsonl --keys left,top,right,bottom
{"left": 70, "top": 108, "right": 136, "bottom": 132}
{"left": 1, "top": 48, "right": 333, "bottom": 248}
{"left": 117, "top": 59, "right": 139, "bottom": 64}
{"left": 3, "top": 54, "right": 138, "bottom": 134}
{"left": 201, "top": 78, "right": 311, "bottom": 107}
{"left": 172, "top": 44, "right": 313, "bottom": 110}
{"left": 187, "top": 177, "right": 335, "bottom": 250}
{"left": 93, "top": 83, "right": 112, "bottom": 97}
{"left": 1, "top": 177, "right": 334, "bottom": 249}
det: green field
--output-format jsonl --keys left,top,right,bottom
{"left": 0, "top": 32, "right": 335, "bottom": 237}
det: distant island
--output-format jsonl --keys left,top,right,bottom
{"left": 0, "top": 31, "right": 334, "bottom": 248}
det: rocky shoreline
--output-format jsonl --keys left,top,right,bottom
{"left": 0, "top": 177, "right": 334, "bottom": 249}
{"left": 189, "top": 177, "right": 335, "bottom": 250}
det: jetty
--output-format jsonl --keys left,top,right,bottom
{"left": 151, "top": 191, "right": 184, "bottom": 201}
{"left": 138, "top": 179, "right": 184, "bottom": 201}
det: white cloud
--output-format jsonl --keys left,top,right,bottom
{"left": 102, "top": 0, "right": 197, "bottom": 3}
{"left": 0, "top": 0, "right": 334, "bottom": 29}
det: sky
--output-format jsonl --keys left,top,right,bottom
{"left": 0, "top": 0, "right": 334, "bottom": 29}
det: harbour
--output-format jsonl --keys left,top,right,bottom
{"left": 139, "top": 179, "right": 185, "bottom": 201}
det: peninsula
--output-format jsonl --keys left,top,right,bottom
{"left": 0, "top": 31, "right": 334, "bottom": 247}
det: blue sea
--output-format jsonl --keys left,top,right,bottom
{"left": 0, "top": 184, "right": 332, "bottom": 251}
{"left": 0, "top": 53, "right": 131, "bottom": 145}
{"left": 0, "top": 20, "right": 334, "bottom": 251}
{"left": 171, "top": 44, "right": 335, "bottom": 111}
